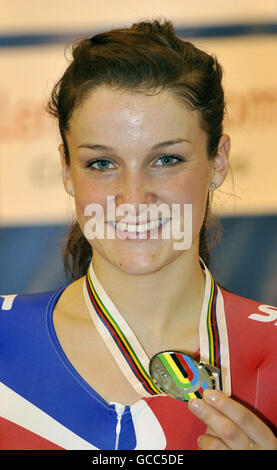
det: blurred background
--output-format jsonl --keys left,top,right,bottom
{"left": 0, "top": 0, "right": 276, "bottom": 304}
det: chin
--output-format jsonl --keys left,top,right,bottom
{"left": 115, "top": 264, "right": 163, "bottom": 276}
{"left": 113, "top": 250, "right": 182, "bottom": 276}
{"left": 91, "top": 238, "right": 187, "bottom": 276}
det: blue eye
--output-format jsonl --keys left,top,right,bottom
{"left": 155, "top": 155, "right": 181, "bottom": 167}
{"left": 87, "top": 159, "right": 115, "bottom": 171}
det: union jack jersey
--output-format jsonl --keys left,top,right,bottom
{"left": 0, "top": 286, "right": 276, "bottom": 449}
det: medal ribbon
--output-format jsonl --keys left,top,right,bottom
{"left": 84, "top": 273, "right": 160, "bottom": 395}
{"left": 83, "top": 259, "right": 231, "bottom": 397}
{"left": 203, "top": 266, "right": 222, "bottom": 389}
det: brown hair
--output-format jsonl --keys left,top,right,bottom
{"left": 47, "top": 18, "right": 226, "bottom": 281}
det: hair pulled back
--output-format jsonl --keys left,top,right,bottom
{"left": 47, "top": 18, "right": 226, "bottom": 280}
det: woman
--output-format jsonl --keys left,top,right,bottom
{"left": 0, "top": 19, "right": 276, "bottom": 451}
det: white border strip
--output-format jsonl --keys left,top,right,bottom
{"left": 0, "top": 382, "right": 97, "bottom": 450}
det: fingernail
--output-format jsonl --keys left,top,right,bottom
{"left": 188, "top": 399, "right": 203, "bottom": 412}
{"left": 204, "top": 389, "right": 219, "bottom": 402}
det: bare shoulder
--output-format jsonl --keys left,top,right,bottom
{"left": 54, "top": 276, "right": 89, "bottom": 322}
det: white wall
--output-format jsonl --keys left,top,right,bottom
{"left": 1, "top": 1, "right": 277, "bottom": 225}
{"left": 2, "top": 0, "right": 277, "bottom": 31}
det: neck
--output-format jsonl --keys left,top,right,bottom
{"left": 91, "top": 250, "right": 206, "bottom": 339}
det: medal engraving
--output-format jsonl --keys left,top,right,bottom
{"left": 149, "top": 351, "right": 219, "bottom": 401}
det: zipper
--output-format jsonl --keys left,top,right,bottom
{"left": 112, "top": 402, "right": 125, "bottom": 450}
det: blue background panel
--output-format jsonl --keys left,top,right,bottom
{"left": 0, "top": 215, "right": 276, "bottom": 305}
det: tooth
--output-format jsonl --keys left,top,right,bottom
{"left": 114, "top": 219, "right": 164, "bottom": 233}
{"left": 128, "top": 225, "right": 137, "bottom": 232}
{"left": 116, "top": 222, "right": 128, "bottom": 231}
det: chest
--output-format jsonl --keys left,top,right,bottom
{"left": 52, "top": 306, "right": 199, "bottom": 406}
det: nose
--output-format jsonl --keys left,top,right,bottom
{"left": 114, "top": 171, "right": 157, "bottom": 210}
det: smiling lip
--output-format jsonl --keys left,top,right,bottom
{"left": 107, "top": 217, "right": 170, "bottom": 239}
{"left": 110, "top": 217, "right": 163, "bottom": 225}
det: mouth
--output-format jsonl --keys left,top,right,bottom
{"left": 107, "top": 217, "right": 170, "bottom": 239}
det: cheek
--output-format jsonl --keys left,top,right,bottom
{"left": 159, "top": 173, "right": 208, "bottom": 205}
{"left": 160, "top": 174, "right": 209, "bottom": 239}
{"left": 75, "top": 178, "right": 109, "bottom": 208}
{"left": 73, "top": 177, "right": 111, "bottom": 232}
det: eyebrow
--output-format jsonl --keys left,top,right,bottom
{"left": 77, "top": 138, "right": 191, "bottom": 152}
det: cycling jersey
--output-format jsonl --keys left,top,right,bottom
{"left": 0, "top": 283, "right": 276, "bottom": 450}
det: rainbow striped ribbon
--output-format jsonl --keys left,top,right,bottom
{"left": 204, "top": 270, "right": 222, "bottom": 390}
{"left": 83, "top": 259, "right": 228, "bottom": 397}
{"left": 85, "top": 273, "right": 161, "bottom": 395}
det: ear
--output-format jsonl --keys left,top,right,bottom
{"left": 58, "top": 144, "right": 74, "bottom": 196}
{"left": 210, "top": 134, "right": 231, "bottom": 190}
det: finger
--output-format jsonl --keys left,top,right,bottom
{"left": 198, "top": 423, "right": 254, "bottom": 451}
{"left": 205, "top": 425, "right": 219, "bottom": 438}
{"left": 189, "top": 398, "right": 250, "bottom": 449}
{"left": 198, "top": 433, "right": 229, "bottom": 450}
{"left": 203, "top": 390, "right": 277, "bottom": 449}
{"left": 204, "top": 426, "right": 259, "bottom": 451}
{"left": 203, "top": 425, "right": 259, "bottom": 451}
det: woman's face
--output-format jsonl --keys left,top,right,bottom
{"left": 60, "top": 85, "right": 229, "bottom": 275}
